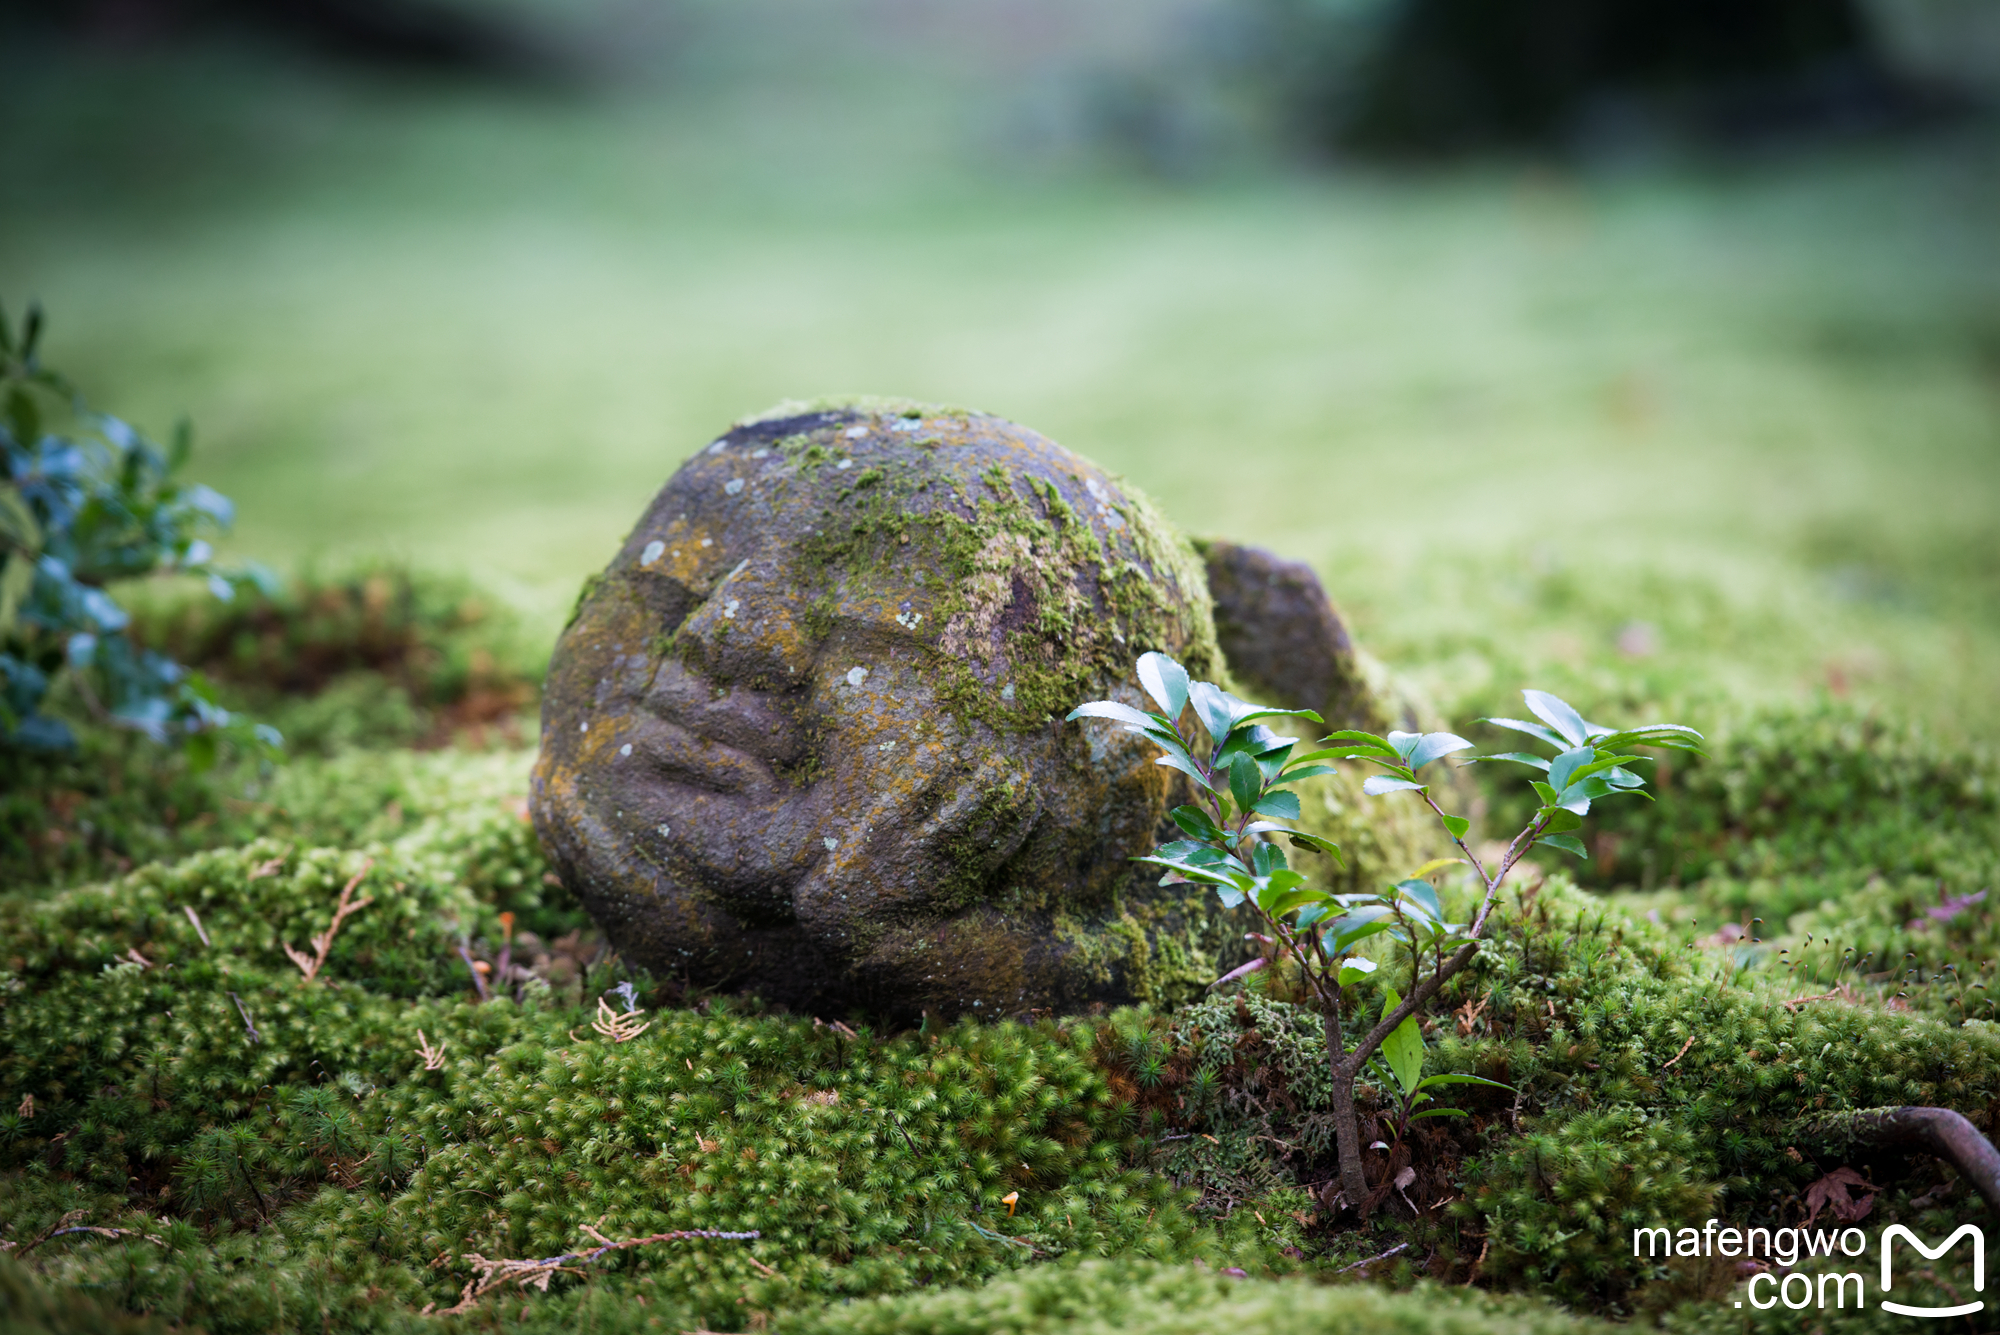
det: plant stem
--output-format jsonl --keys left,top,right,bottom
{"left": 1326, "top": 939, "right": 1480, "bottom": 1203}
{"left": 1320, "top": 793, "right": 1547, "bottom": 1208}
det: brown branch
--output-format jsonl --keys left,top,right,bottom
{"left": 1660, "top": 1034, "right": 1698, "bottom": 1070}
{"left": 10, "top": 1210, "right": 166, "bottom": 1257}
{"left": 1347, "top": 941, "right": 1481, "bottom": 1068}
{"left": 430, "top": 1227, "right": 761, "bottom": 1316}
{"left": 1335, "top": 1240, "right": 1410, "bottom": 1274}
{"left": 227, "top": 991, "right": 261, "bottom": 1044}
{"left": 1803, "top": 1107, "right": 2000, "bottom": 1217}
{"left": 282, "top": 860, "right": 374, "bottom": 984}
{"left": 456, "top": 944, "right": 490, "bottom": 1001}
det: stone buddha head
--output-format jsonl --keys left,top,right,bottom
{"left": 531, "top": 398, "right": 1237, "bottom": 1020}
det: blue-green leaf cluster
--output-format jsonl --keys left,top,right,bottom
{"left": 0, "top": 304, "right": 277, "bottom": 763}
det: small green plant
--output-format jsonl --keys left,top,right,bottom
{"left": 1069, "top": 651, "right": 1700, "bottom": 1208}
{"left": 0, "top": 303, "right": 277, "bottom": 764}
{"left": 1370, "top": 985, "right": 1508, "bottom": 1141}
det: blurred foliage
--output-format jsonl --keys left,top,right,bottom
{"left": 1261, "top": 0, "right": 1898, "bottom": 155}
{"left": 131, "top": 562, "right": 540, "bottom": 753}
{"left": 0, "top": 304, "right": 278, "bottom": 764}
{"left": 0, "top": 0, "right": 548, "bottom": 73}
{"left": 772, "top": 1258, "right": 1617, "bottom": 1335}
{"left": 1570, "top": 703, "right": 1997, "bottom": 900}
{"left": 1, "top": 556, "right": 538, "bottom": 892}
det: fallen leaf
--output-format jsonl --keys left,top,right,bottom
{"left": 1804, "top": 1166, "right": 1877, "bottom": 1226}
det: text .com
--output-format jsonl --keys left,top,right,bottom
{"left": 1633, "top": 1220, "right": 1985, "bottom": 1317}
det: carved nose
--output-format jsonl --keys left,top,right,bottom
{"left": 678, "top": 559, "right": 818, "bottom": 690}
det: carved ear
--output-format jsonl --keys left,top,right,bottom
{"left": 1198, "top": 537, "right": 1383, "bottom": 732}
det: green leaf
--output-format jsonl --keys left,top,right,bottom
{"left": 1530, "top": 780, "right": 1557, "bottom": 803}
{"left": 1555, "top": 774, "right": 1618, "bottom": 812}
{"left": 1257, "top": 868, "right": 1310, "bottom": 898}
{"left": 1589, "top": 723, "right": 1706, "bottom": 754}
{"left": 1481, "top": 717, "right": 1567, "bottom": 748}
{"left": 1138, "top": 856, "right": 1251, "bottom": 890}
{"left": 1567, "top": 752, "right": 1644, "bottom": 786}
{"left": 1067, "top": 700, "right": 1163, "bottom": 729}
{"left": 1336, "top": 955, "right": 1378, "bottom": 987}
{"left": 1398, "top": 731, "right": 1474, "bottom": 770}
{"left": 4, "top": 385, "right": 41, "bottom": 444}
{"left": 1136, "top": 651, "right": 1189, "bottom": 723}
{"left": 1284, "top": 746, "right": 1374, "bottom": 768}
{"left": 1521, "top": 690, "right": 1589, "bottom": 747}
{"left": 1440, "top": 813, "right": 1469, "bottom": 840}
{"left": 1252, "top": 789, "right": 1301, "bottom": 820}
{"left": 1410, "top": 1108, "right": 1471, "bottom": 1120}
{"left": 0, "top": 486, "right": 41, "bottom": 554}
{"left": 1252, "top": 842, "right": 1289, "bottom": 875}
{"left": 1545, "top": 745, "right": 1596, "bottom": 792}
{"left": 1232, "top": 706, "right": 1326, "bottom": 727}
{"left": 1362, "top": 775, "right": 1423, "bottom": 796}
{"left": 1188, "top": 679, "right": 1242, "bottom": 742}
{"left": 0, "top": 553, "right": 31, "bottom": 637}
{"left": 1277, "top": 763, "right": 1339, "bottom": 782}
{"left": 1170, "top": 804, "right": 1226, "bottom": 843}
{"left": 1229, "top": 754, "right": 1261, "bottom": 814}
{"left": 1378, "top": 988, "right": 1425, "bottom": 1099}
{"left": 1415, "top": 1072, "right": 1515, "bottom": 1093}
{"left": 1543, "top": 807, "right": 1583, "bottom": 833}
{"left": 1215, "top": 721, "right": 1289, "bottom": 761}
{"left": 1153, "top": 751, "right": 1218, "bottom": 793}
{"left": 1460, "top": 751, "right": 1552, "bottom": 771}
{"left": 1215, "top": 884, "right": 1247, "bottom": 908}
{"left": 1324, "top": 907, "right": 1395, "bottom": 953}
{"left": 1264, "top": 887, "right": 1328, "bottom": 919}
{"left": 1318, "top": 729, "right": 1391, "bottom": 749}
{"left": 1394, "top": 879, "right": 1443, "bottom": 922}
{"left": 1276, "top": 829, "right": 1344, "bottom": 864}
{"left": 1535, "top": 834, "right": 1588, "bottom": 858}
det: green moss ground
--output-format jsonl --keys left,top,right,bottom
{"left": 2, "top": 685, "right": 1998, "bottom": 1331}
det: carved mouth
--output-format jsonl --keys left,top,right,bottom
{"left": 636, "top": 658, "right": 811, "bottom": 794}
{"left": 625, "top": 713, "right": 782, "bottom": 797}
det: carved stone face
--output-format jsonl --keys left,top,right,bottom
{"left": 531, "top": 400, "right": 1234, "bottom": 1020}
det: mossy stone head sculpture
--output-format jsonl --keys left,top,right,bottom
{"left": 532, "top": 399, "right": 1235, "bottom": 1020}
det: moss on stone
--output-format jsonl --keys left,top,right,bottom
{"left": 770, "top": 400, "right": 1215, "bottom": 736}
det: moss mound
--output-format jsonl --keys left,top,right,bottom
{"left": 4, "top": 689, "right": 2000, "bottom": 1331}
{"left": 774, "top": 1258, "right": 1614, "bottom": 1335}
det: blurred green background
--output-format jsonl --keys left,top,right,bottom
{"left": 3, "top": 0, "right": 1997, "bottom": 736}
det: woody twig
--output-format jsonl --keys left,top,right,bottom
{"left": 283, "top": 860, "right": 375, "bottom": 984}
{"left": 427, "top": 1227, "right": 760, "bottom": 1316}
